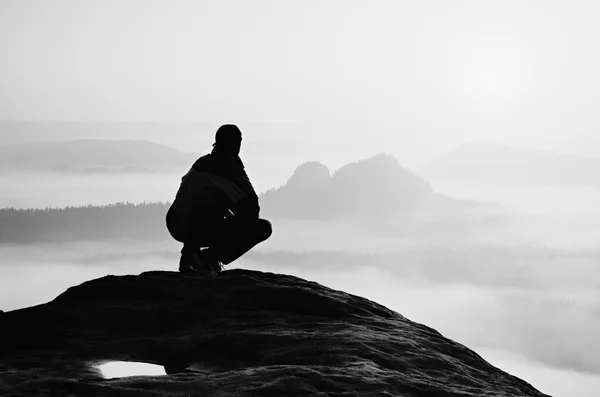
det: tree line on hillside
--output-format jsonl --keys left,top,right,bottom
{"left": 0, "top": 202, "right": 172, "bottom": 243}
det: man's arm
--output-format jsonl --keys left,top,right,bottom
{"left": 230, "top": 192, "right": 259, "bottom": 218}
{"left": 230, "top": 170, "right": 260, "bottom": 218}
{"left": 194, "top": 152, "right": 260, "bottom": 217}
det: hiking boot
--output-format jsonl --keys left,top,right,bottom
{"left": 204, "top": 259, "right": 224, "bottom": 278}
{"left": 178, "top": 253, "right": 201, "bottom": 275}
{"left": 198, "top": 249, "right": 224, "bottom": 278}
{"left": 178, "top": 250, "right": 223, "bottom": 278}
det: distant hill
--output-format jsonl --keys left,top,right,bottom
{"left": 419, "top": 140, "right": 600, "bottom": 187}
{"left": 259, "top": 154, "right": 479, "bottom": 219}
{"left": 0, "top": 120, "right": 216, "bottom": 146}
{"left": 0, "top": 139, "right": 200, "bottom": 173}
{"left": 0, "top": 155, "right": 492, "bottom": 243}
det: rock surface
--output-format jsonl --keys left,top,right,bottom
{"left": 0, "top": 270, "right": 549, "bottom": 396}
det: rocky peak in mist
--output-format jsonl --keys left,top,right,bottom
{"left": 329, "top": 153, "right": 433, "bottom": 197}
{"left": 0, "top": 139, "right": 199, "bottom": 173}
{"left": 260, "top": 153, "right": 434, "bottom": 219}
{"left": 285, "top": 161, "right": 331, "bottom": 190}
{"left": 420, "top": 140, "right": 600, "bottom": 187}
{"left": 0, "top": 270, "right": 548, "bottom": 397}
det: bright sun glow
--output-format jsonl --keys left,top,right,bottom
{"left": 98, "top": 361, "right": 166, "bottom": 378}
{"left": 454, "top": 36, "right": 531, "bottom": 105}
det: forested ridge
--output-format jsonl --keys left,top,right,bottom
{"left": 0, "top": 202, "right": 171, "bottom": 243}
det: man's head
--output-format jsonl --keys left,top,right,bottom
{"left": 214, "top": 124, "right": 242, "bottom": 155}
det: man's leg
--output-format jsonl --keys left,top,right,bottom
{"left": 181, "top": 209, "right": 205, "bottom": 256}
{"left": 179, "top": 208, "right": 221, "bottom": 272}
{"left": 207, "top": 218, "right": 272, "bottom": 265}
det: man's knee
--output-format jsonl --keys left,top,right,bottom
{"left": 260, "top": 219, "right": 272, "bottom": 240}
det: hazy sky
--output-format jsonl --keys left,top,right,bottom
{"left": 4, "top": 4, "right": 600, "bottom": 395}
{"left": 1, "top": 1, "right": 600, "bottom": 153}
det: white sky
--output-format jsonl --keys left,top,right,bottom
{"left": 1, "top": 0, "right": 600, "bottom": 156}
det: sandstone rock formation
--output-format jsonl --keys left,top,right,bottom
{"left": 285, "top": 161, "right": 331, "bottom": 190}
{"left": 0, "top": 270, "right": 548, "bottom": 396}
{"left": 260, "top": 154, "right": 435, "bottom": 219}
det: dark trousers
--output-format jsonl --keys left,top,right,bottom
{"left": 182, "top": 211, "right": 272, "bottom": 265}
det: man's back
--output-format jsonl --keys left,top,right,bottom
{"left": 191, "top": 149, "right": 256, "bottom": 200}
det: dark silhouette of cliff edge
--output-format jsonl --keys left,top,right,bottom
{"left": 0, "top": 270, "right": 548, "bottom": 396}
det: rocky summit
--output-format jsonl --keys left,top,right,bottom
{"left": 0, "top": 270, "right": 548, "bottom": 396}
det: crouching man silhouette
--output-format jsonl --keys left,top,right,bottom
{"left": 166, "top": 124, "right": 272, "bottom": 277}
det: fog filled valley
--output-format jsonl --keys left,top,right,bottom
{"left": 2, "top": 139, "right": 600, "bottom": 396}
{"left": 4, "top": 1, "right": 600, "bottom": 394}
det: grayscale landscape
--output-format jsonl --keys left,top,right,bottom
{"left": 2, "top": 2, "right": 600, "bottom": 396}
